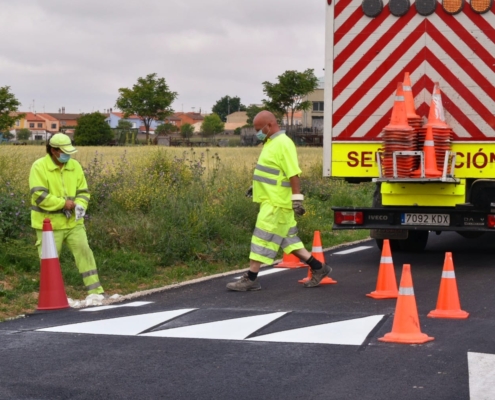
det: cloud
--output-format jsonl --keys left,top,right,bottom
{"left": 0, "top": 0, "right": 325, "bottom": 113}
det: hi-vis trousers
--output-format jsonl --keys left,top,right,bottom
{"left": 249, "top": 202, "right": 305, "bottom": 265}
{"left": 35, "top": 224, "right": 104, "bottom": 294}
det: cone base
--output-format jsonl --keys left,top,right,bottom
{"left": 411, "top": 168, "right": 442, "bottom": 178}
{"left": 427, "top": 309, "right": 469, "bottom": 319}
{"left": 298, "top": 277, "right": 337, "bottom": 284}
{"left": 366, "top": 290, "right": 398, "bottom": 299}
{"left": 37, "top": 303, "right": 70, "bottom": 311}
{"left": 378, "top": 332, "right": 434, "bottom": 344}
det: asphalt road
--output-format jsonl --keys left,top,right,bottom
{"left": 1, "top": 231, "right": 495, "bottom": 400}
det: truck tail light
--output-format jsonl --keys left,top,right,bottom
{"left": 488, "top": 215, "right": 495, "bottom": 228}
{"left": 335, "top": 211, "right": 364, "bottom": 225}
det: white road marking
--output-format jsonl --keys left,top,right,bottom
{"left": 141, "top": 312, "right": 287, "bottom": 340}
{"left": 248, "top": 315, "right": 384, "bottom": 346}
{"left": 333, "top": 246, "right": 373, "bottom": 255}
{"left": 468, "top": 352, "right": 495, "bottom": 400}
{"left": 37, "top": 309, "right": 196, "bottom": 336}
{"left": 80, "top": 301, "right": 153, "bottom": 312}
{"left": 236, "top": 268, "right": 289, "bottom": 279}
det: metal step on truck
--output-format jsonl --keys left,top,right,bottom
{"left": 323, "top": 0, "right": 495, "bottom": 251}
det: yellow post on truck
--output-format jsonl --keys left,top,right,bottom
{"left": 324, "top": 0, "right": 495, "bottom": 251}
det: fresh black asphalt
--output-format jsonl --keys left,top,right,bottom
{"left": 1, "top": 231, "right": 495, "bottom": 399}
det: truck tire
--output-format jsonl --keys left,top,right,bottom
{"left": 398, "top": 230, "right": 429, "bottom": 252}
{"left": 372, "top": 183, "right": 401, "bottom": 251}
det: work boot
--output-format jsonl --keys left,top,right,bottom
{"left": 303, "top": 263, "right": 332, "bottom": 288}
{"left": 226, "top": 273, "right": 261, "bottom": 292}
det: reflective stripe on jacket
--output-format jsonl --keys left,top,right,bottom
{"left": 29, "top": 154, "right": 90, "bottom": 230}
{"left": 252, "top": 131, "right": 302, "bottom": 209}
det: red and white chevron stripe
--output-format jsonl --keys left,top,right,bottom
{"left": 332, "top": 0, "right": 495, "bottom": 141}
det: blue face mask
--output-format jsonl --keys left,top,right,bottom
{"left": 256, "top": 124, "right": 268, "bottom": 142}
{"left": 57, "top": 153, "right": 71, "bottom": 163}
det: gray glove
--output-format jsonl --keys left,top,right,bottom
{"left": 75, "top": 204, "right": 86, "bottom": 221}
{"left": 291, "top": 194, "right": 306, "bottom": 216}
{"left": 245, "top": 186, "right": 253, "bottom": 198}
{"left": 63, "top": 209, "right": 72, "bottom": 219}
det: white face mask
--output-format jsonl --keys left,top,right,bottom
{"left": 256, "top": 124, "right": 268, "bottom": 141}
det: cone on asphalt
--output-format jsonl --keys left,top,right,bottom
{"left": 378, "top": 264, "right": 434, "bottom": 344}
{"left": 274, "top": 252, "right": 307, "bottom": 269}
{"left": 366, "top": 239, "right": 398, "bottom": 299}
{"left": 411, "top": 125, "right": 442, "bottom": 178}
{"left": 298, "top": 231, "right": 337, "bottom": 284}
{"left": 37, "top": 218, "right": 70, "bottom": 311}
{"left": 428, "top": 252, "right": 469, "bottom": 319}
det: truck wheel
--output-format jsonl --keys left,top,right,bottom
{"left": 399, "top": 230, "right": 429, "bottom": 252}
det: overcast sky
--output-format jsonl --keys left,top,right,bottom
{"left": 0, "top": 0, "right": 325, "bottom": 115}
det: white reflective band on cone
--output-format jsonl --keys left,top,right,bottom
{"left": 41, "top": 230, "right": 59, "bottom": 259}
{"left": 442, "top": 271, "right": 456, "bottom": 278}
{"left": 424, "top": 140, "right": 435, "bottom": 146}
{"left": 395, "top": 96, "right": 405, "bottom": 101}
{"left": 399, "top": 287, "right": 414, "bottom": 296}
{"left": 312, "top": 246, "right": 323, "bottom": 252}
{"left": 403, "top": 86, "right": 412, "bottom": 91}
{"left": 381, "top": 257, "right": 393, "bottom": 264}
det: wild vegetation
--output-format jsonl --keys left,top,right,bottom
{"left": 0, "top": 146, "right": 373, "bottom": 320}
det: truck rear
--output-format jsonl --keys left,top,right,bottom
{"left": 323, "top": 0, "right": 495, "bottom": 250}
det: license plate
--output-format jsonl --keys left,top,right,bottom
{"left": 401, "top": 213, "right": 450, "bottom": 226}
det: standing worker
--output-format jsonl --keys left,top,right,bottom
{"left": 29, "top": 133, "right": 106, "bottom": 296}
{"left": 226, "top": 111, "right": 331, "bottom": 291}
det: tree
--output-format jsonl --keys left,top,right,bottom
{"left": 115, "top": 119, "right": 133, "bottom": 145}
{"left": 246, "top": 104, "right": 266, "bottom": 126}
{"left": 262, "top": 69, "right": 318, "bottom": 134}
{"left": 201, "top": 114, "right": 224, "bottom": 137}
{"left": 17, "top": 128, "right": 31, "bottom": 141}
{"left": 211, "top": 96, "right": 247, "bottom": 122}
{"left": 155, "top": 122, "right": 178, "bottom": 136}
{"left": 115, "top": 73, "right": 178, "bottom": 141}
{"left": 0, "top": 86, "right": 24, "bottom": 133}
{"left": 74, "top": 112, "right": 114, "bottom": 146}
{"left": 180, "top": 123, "right": 194, "bottom": 139}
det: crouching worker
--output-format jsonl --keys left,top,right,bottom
{"left": 29, "top": 133, "right": 106, "bottom": 296}
{"left": 226, "top": 111, "right": 331, "bottom": 291}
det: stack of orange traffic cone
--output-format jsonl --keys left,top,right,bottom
{"left": 274, "top": 253, "right": 307, "bottom": 269}
{"left": 402, "top": 72, "right": 423, "bottom": 171}
{"left": 411, "top": 124, "right": 442, "bottom": 177}
{"left": 417, "top": 82, "right": 453, "bottom": 170}
{"left": 298, "top": 231, "right": 337, "bottom": 285}
{"left": 381, "top": 83, "right": 416, "bottom": 178}
{"left": 378, "top": 264, "right": 434, "bottom": 344}
{"left": 366, "top": 239, "right": 398, "bottom": 299}
{"left": 428, "top": 252, "right": 469, "bottom": 319}
{"left": 37, "top": 218, "right": 70, "bottom": 311}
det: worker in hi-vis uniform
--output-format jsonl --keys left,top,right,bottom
{"left": 29, "top": 133, "right": 106, "bottom": 296}
{"left": 226, "top": 111, "right": 331, "bottom": 291}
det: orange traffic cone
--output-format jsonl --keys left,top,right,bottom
{"left": 378, "top": 264, "right": 434, "bottom": 344}
{"left": 37, "top": 218, "right": 70, "bottom": 311}
{"left": 298, "top": 231, "right": 337, "bottom": 284}
{"left": 274, "top": 252, "right": 307, "bottom": 269}
{"left": 411, "top": 125, "right": 442, "bottom": 177}
{"left": 403, "top": 72, "right": 421, "bottom": 121}
{"left": 384, "top": 82, "right": 414, "bottom": 132}
{"left": 424, "top": 82, "right": 449, "bottom": 129}
{"left": 428, "top": 252, "right": 469, "bottom": 319}
{"left": 366, "top": 239, "right": 398, "bottom": 299}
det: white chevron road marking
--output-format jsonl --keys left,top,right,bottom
{"left": 80, "top": 301, "right": 153, "bottom": 312}
{"left": 141, "top": 312, "right": 287, "bottom": 340}
{"left": 468, "top": 352, "right": 495, "bottom": 400}
{"left": 37, "top": 309, "right": 196, "bottom": 336}
{"left": 248, "top": 315, "right": 384, "bottom": 346}
{"left": 333, "top": 246, "right": 373, "bottom": 255}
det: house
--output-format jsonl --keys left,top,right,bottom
{"left": 10, "top": 112, "right": 49, "bottom": 141}
{"left": 282, "top": 110, "right": 303, "bottom": 127}
{"left": 106, "top": 111, "right": 178, "bottom": 130}
{"left": 37, "top": 114, "right": 60, "bottom": 134}
{"left": 174, "top": 112, "right": 204, "bottom": 128}
{"left": 225, "top": 111, "right": 248, "bottom": 132}
{"left": 47, "top": 110, "right": 81, "bottom": 129}
{"left": 302, "top": 77, "right": 325, "bottom": 130}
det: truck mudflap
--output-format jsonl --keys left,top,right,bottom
{"left": 332, "top": 205, "right": 495, "bottom": 233}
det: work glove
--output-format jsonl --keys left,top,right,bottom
{"left": 75, "top": 205, "right": 86, "bottom": 221}
{"left": 245, "top": 185, "right": 253, "bottom": 198}
{"left": 292, "top": 194, "right": 306, "bottom": 216}
{"left": 63, "top": 209, "right": 72, "bottom": 219}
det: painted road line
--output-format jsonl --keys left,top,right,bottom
{"left": 141, "top": 312, "right": 287, "bottom": 340}
{"left": 333, "top": 246, "right": 373, "bottom": 255}
{"left": 236, "top": 268, "right": 288, "bottom": 279}
{"left": 80, "top": 301, "right": 153, "bottom": 312}
{"left": 468, "top": 352, "right": 495, "bottom": 400}
{"left": 37, "top": 309, "right": 196, "bottom": 336}
{"left": 248, "top": 315, "right": 384, "bottom": 345}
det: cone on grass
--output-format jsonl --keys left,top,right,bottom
{"left": 428, "top": 252, "right": 469, "bottom": 319}
{"left": 298, "top": 231, "right": 337, "bottom": 284}
{"left": 366, "top": 239, "right": 398, "bottom": 299}
{"left": 274, "top": 252, "right": 307, "bottom": 269}
{"left": 37, "top": 218, "right": 70, "bottom": 311}
{"left": 378, "top": 264, "right": 434, "bottom": 344}
{"left": 411, "top": 125, "right": 442, "bottom": 178}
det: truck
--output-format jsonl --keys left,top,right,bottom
{"left": 323, "top": 0, "right": 495, "bottom": 251}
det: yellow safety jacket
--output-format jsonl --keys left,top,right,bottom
{"left": 253, "top": 131, "right": 302, "bottom": 209}
{"left": 29, "top": 154, "right": 90, "bottom": 230}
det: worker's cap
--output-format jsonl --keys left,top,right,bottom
{"left": 49, "top": 133, "right": 77, "bottom": 154}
